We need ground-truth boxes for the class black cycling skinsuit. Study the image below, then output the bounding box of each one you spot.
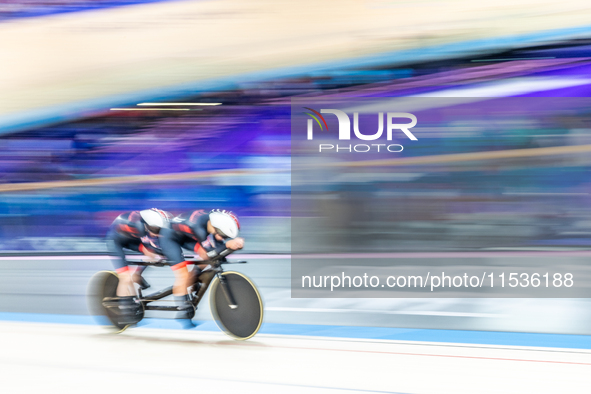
[159,209,227,271]
[105,210,162,325]
[106,211,162,273]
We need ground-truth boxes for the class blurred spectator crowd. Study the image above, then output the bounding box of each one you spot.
[3,41,591,252]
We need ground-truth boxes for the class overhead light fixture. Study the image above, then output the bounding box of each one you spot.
[110,108,190,111]
[137,102,222,106]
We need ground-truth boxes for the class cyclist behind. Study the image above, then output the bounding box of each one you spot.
[159,209,245,325]
[106,208,171,324]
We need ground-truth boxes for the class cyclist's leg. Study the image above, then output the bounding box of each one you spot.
[159,229,195,323]
[106,231,135,297]
[132,265,150,290]
[181,239,206,282]
[159,228,191,295]
[106,232,144,325]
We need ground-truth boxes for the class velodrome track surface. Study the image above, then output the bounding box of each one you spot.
[1,321,591,393]
[3,253,591,337]
[2,254,591,393]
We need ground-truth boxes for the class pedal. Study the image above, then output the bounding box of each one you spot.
[102,297,139,312]
[102,297,120,308]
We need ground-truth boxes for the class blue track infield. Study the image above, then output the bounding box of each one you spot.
[2,311,591,349]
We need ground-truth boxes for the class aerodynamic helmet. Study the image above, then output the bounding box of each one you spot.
[209,209,240,239]
[140,208,170,234]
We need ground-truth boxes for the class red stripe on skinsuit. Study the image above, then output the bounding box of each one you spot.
[171,261,188,270]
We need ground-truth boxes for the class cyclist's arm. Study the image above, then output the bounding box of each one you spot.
[225,237,244,250]
[139,243,163,261]
[186,220,221,259]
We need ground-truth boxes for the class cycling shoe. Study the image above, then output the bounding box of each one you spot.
[103,296,143,326]
[175,295,196,328]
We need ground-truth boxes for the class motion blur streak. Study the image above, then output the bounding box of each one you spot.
[109,108,191,111]
[3,0,591,131]
[4,1,591,392]
[2,141,591,193]
[0,168,283,192]
[326,143,591,168]
[137,103,223,106]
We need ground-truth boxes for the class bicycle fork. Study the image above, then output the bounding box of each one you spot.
[218,274,238,309]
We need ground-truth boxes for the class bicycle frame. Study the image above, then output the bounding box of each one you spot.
[128,249,245,312]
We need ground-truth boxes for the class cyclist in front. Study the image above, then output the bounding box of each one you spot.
[159,209,245,326]
[106,208,171,325]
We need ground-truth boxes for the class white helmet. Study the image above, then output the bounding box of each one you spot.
[209,210,240,239]
[140,208,170,234]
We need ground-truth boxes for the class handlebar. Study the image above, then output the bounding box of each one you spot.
[127,248,243,267]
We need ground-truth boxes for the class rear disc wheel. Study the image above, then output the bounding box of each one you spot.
[87,271,142,332]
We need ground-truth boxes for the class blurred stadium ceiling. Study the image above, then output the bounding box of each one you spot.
[2,0,591,134]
